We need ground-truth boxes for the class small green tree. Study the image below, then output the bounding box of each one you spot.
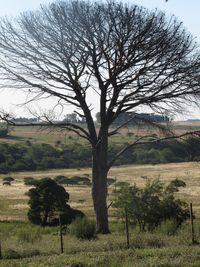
[27,177,85,226]
[27,178,69,226]
[114,179,190,231]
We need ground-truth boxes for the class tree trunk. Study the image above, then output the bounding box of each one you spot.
[92,133,109,234]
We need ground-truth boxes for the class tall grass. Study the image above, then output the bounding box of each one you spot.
[0,220,199,266]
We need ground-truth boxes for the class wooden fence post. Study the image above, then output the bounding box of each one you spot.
[0,240,2,259]
[189,203,195,244]
[59,214,64,253]
[125,208,130,248]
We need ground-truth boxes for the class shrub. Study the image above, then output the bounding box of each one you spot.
[114,179,190,231]
[54,175,71,186]
[69,218,96,240]
[70,176,91,186]
[24,177,39,186]
[3,176,14,182]
[51,206,85,226]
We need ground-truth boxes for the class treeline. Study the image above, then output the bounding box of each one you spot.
[0,142,91,173]
[0,137,199,173]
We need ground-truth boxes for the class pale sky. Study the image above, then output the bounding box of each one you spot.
[0,0,200,120]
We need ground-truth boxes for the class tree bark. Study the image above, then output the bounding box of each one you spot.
[92,132,109,234]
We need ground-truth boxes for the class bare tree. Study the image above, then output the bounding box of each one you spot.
[0,1,200,233]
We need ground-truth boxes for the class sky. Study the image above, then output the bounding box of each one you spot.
[0,0,200,120]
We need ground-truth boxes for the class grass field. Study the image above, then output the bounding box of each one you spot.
[0,161,200,221]
[2,121,200,146]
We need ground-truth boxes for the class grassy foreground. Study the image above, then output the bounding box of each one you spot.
[2,247,200,267]
[1,221,200,267]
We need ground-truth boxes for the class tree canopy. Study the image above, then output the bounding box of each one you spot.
[27,177,85,226]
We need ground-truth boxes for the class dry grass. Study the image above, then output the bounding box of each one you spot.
[1,121,200,146]
[0,161,200,221]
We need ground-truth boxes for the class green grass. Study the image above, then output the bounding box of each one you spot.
[0,221,200,266]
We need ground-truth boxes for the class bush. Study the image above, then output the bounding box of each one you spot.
[70,176,91,186]
[24,177,39,186]
[3,176,14,182]
[54,175,70,186]
[51,206,85,226]
[114,179,190,231]
[69,218,96,240]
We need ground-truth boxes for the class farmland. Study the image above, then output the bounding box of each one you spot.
[0,162,200,221]
[2,121,200,146]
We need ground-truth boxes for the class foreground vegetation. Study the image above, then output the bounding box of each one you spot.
[1,220,200,266]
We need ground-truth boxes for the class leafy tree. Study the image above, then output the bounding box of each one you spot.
[27,178,69,226]
[114,179,190,231]
[0,1,200,233]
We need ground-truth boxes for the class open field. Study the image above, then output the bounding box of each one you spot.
[0,161,200,221]
[1,121,200,146]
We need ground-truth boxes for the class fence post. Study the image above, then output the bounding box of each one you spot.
[189,203,195,244]
[0,240,2,259]
[125,208,130,248]
[59,214,64,253]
